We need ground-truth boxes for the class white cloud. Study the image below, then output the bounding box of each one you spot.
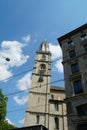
[49,43,63,73]
[49,43,62,60]
[16,72,32,90]
[55,59,63,73]
[22,35,31,43]
[1,41,29,67]
[0,65,12,82]
[14,72,32,105]
[13,95,28,105]
[19,118,24,125]
[0,40,29,82]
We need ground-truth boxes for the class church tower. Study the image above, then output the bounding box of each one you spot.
[24,41,51,128]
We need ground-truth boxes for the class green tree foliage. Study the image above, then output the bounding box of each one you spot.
[0,120,15,130]
[0,89,7,120]
[0,89,15,130]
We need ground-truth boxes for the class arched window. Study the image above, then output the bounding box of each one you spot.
[51,94,54,99]
[54,117,59,129]
[39,64,46,74]
[38,64,46,82]
[40,64,46,70]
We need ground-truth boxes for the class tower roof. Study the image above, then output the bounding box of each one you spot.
[39,40,50,52]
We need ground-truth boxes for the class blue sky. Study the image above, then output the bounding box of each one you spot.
[0,0,87,127]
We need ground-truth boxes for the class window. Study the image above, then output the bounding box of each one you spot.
[77,124,87,130]
[68,41,74,47]
[67,102,72,113]
[54,117,59,129]
[54,103,58,111]
[69,50,76,58]
[84,44,87,52]
[38,64,46,82]
[73,80,83,94]
[36,115,39,124]
[71,63,79,73]
[81,34,87,41]
[40,64,46,73]
[76,104,87,116]
[42,54,46,60]
[51,95,54,99]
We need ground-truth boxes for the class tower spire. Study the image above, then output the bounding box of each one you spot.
[39,40,50,52]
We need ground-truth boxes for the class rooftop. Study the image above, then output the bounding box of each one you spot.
[58,23,87,46]
[50,86,65,92]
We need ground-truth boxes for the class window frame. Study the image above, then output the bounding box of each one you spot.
[54,103,59,111]
[76,104,87,116]
[36,115,40,124]
[69,50,76,58]
[84,44,87,52]
[73,80,83,94]
[54,117,59,129]
[67,102,72,113]
[71,62,79,73]
[68,41,74,47]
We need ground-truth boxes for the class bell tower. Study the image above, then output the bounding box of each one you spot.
[24,41,51,128]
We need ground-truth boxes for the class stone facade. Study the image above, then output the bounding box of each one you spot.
[49,87,67,130]
[58,23,87,130]
[24,41,68,130]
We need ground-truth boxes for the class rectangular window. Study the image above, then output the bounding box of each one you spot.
[84,44,87,52]
[69,50,76,58]
[77,124,87,130]
[71,63,79,73]
[68,41,74,47]
[73,80,83,94]
[36,115,39,124]
[67,102,72,113]
[54,103,59,111]
[76,104,87,116]
[55,117,59,129]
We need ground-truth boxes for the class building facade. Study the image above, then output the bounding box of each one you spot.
[49,87,67,130]
[58,24,87,130]
[24,41,67,130]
